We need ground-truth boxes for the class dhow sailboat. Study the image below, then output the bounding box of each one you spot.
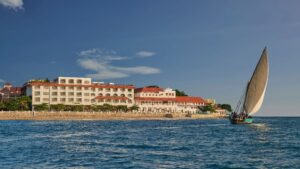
[229,47,269,124]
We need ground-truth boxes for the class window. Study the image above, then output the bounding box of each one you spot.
[77,92,82,96]
[68,98,74,102]
[106,93,110,96]
[52,92,58,96]
[98,93,103,96]
[98,88,103,91]
[91,93,95,96]
[76,79,82,84]
[68,92,74,96]
[68,79,74,84]
[84,99,89,102]
[43,98,49,102]
[84,93,89,96]
[60,79,66,84]
[105,88,111,92]
[52,98,57,102]
[52,86,58,90]
[113,88,118,92]
[60,92,66,96]
[128,94,132,97]
[35,97,40,102]
[77,87,82,90]
[44,86,49,90]
[60,86,66,90]
[84,87,89,90]
[60,98,66,102]
[84,80,89,84]
[34,91,40,96]
[69,86,74,90]
[113,94,118,97]
[34,86,40,89]
[76,98,82,102]
[128,89,132,92]
[43,92,49,95]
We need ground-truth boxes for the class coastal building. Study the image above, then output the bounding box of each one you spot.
[0,83,22,101]
[134,86,206,113]
[205,99,216,105]
[23,77,135,108]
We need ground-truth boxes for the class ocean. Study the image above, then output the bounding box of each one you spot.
[0,117,299,168]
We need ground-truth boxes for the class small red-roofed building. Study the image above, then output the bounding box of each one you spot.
[134,86,206,113]
[0,83,22,101]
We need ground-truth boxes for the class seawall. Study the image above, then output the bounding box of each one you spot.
[0,111,226,120]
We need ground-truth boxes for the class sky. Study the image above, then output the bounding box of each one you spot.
[0,0,299,116]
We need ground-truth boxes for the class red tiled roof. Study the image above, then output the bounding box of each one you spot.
[135,97,176,102]
[135,96,206,104]
[135,87,163,93]
[26,82,135,89]
[175,96,206,104]
[0,87,21,94]
[94,96,130,100]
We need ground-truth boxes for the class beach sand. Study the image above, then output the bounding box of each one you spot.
[0,111,226,120]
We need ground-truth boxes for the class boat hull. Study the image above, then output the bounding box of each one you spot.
[230,117,253,124]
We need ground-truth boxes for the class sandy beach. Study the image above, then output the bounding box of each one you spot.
[0,111,226,120]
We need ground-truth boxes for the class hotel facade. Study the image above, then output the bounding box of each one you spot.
[24,77,135,108]
[134,86,206,113]
[23,76,207,113]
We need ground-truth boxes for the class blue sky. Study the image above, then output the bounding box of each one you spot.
[1,0,299,116]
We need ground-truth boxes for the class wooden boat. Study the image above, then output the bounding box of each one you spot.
[229,47,269,124]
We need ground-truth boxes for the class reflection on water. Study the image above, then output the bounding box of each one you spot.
[0,118,299,168]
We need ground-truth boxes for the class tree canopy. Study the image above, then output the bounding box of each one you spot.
[218,104,232,112]
[175,89,188,96]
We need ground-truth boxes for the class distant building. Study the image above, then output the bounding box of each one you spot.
[134,86,206,113]
[0,83,22,101]
[23,77,135,108]
[205,99,216,105]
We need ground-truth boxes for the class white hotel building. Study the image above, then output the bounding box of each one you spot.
[24,76,207,113]
[134,86,206,113]
[24,77,135,107]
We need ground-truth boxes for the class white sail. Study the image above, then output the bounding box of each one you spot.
[244,47,269,115]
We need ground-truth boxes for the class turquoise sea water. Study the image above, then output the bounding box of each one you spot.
[0,117,299,168]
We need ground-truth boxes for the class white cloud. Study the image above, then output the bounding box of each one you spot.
[136,51,156,58]
[0,0,23,10]
[114,66,160,74]
[77,48,160,80]
[0,79,5,83]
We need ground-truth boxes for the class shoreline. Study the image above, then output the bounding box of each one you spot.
[0,111,227,121]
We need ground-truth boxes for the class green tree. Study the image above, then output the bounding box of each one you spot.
[129,105,139,111]
[50,104,65,111]
[34,103,49,111]
[4,99,19,111]
[175,89,188,96]
[18,96,32,111]
[0,102,5,110]
[116,105,128,112]
[200,104,216,113]
[218,104,232,112]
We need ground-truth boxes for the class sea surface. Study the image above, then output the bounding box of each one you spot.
[0,117,299,169]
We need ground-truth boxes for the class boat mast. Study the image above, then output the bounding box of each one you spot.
[234,83,248,114]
